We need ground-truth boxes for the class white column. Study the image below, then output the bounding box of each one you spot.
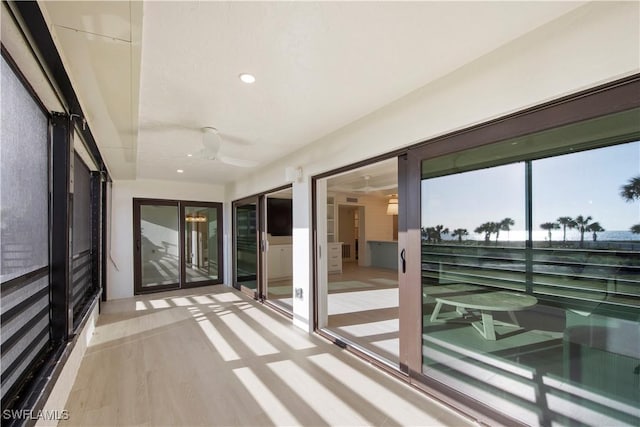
[291,175,314,332]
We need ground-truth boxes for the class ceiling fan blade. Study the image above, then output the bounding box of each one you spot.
[217,155,258,168]
[196,148,217,160]
[369,183,397,191]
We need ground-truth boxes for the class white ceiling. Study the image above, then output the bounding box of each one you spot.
[327,158,397,197]
[40,1,585,187]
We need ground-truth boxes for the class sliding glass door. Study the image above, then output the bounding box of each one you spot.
[183,204,222,285]
[307,77,639,425]
[409,105,640,424]
[233,187,294,313]
[314,158,401,368]
[136,202,181,292]
[264,188,294,313]
[134,199,223,294]
[233,197,259,295]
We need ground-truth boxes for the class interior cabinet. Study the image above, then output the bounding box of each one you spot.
[327,242,343,273]
[268,244,292,279]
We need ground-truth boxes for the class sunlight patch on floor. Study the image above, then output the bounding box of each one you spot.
[218,311,279,356]
[233,367,301,426]
[210,292,243,302]
[191,306,240,361]
[308,352,450,426]
[267,359,367,426]
[328,288,398,315]
[239,305,316,350]
[334,318,398,338]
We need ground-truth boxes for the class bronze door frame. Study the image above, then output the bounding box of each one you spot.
[231,184,293,308]
[133,198,224,295]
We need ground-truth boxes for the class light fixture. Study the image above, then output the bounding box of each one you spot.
[177,169,184,173]
[239,73,256,84]
[185,215,206,223]
[285,166,303,183]
[386,196,398,216]
[187,153,193,157]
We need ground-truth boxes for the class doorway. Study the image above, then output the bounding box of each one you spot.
[338,205,357,263]
[133,199,223,294]
[264,188,294,313]
[315,157,400,367]
[233,197,259,295]
[232,186,293,315]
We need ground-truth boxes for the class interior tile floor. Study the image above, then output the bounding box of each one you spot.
[61,285,475,427]
[327,262,400,365]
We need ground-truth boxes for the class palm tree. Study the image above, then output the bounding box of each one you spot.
[540,222,560,247]
[586,222,605,242]
[620,176,640,201]
[498,217,515,242]
[434,225,449,242]
[574,215,593,247]
[620,176,640,239]
[425,227,437,243]
[474,222,494,243]
[451,228,468,242]
[557,216,576,243]
[424,225,448,243]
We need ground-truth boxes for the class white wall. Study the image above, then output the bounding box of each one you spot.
[225,1,640,330]
[333,194,393,242]
[107,179,225,299]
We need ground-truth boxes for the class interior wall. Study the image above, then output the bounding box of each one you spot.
[224,1,640,331]
[335,194,393,241]
[107,179,225,300]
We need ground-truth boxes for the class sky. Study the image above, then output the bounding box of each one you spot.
[421,140,640,239]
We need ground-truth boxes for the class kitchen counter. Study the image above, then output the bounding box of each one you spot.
[367,240,397,270]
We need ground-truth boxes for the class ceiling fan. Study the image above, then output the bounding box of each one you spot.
[196,127,258,168]
[332,175,397,194]
[137,120,258,167]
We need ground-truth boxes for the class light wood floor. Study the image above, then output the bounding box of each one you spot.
[61,285,474,427]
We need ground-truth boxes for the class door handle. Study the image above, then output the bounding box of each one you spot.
[400,249,406,273]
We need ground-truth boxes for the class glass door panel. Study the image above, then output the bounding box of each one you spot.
[264,188,293,313]
[315,158,400,368]
[139,204,180,290]
[184,205,222,285]
[235,200,258,292]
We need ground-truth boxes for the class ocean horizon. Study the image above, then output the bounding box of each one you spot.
[437,229,640,242]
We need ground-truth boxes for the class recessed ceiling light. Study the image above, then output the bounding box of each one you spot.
[239,73,256,84]
[187,153,193,157]
[177,169,184,173]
